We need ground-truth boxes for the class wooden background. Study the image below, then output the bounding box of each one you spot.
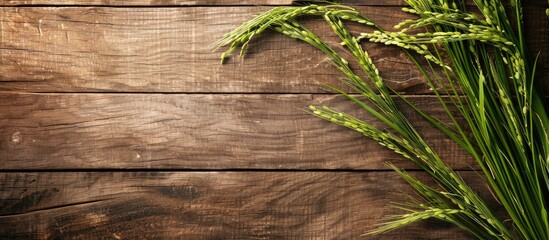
[0,0,546,239]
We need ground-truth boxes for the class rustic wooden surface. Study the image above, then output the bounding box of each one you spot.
[0,6,545,93]
[0,0,546,239]
[0,93,473,170]
[0,172,494,239]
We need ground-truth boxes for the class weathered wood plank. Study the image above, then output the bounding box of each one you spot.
[0,6,545,93]
[0,93,473,170]
[0,171,493,239]
[0,6,423,93]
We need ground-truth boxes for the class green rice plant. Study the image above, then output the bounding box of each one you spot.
[216,1,548,239]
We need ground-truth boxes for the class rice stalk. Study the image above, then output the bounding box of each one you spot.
[216,1,549,239]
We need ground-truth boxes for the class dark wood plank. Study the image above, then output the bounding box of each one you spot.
[0,171,493,239]
[0,93,474,170]
[0,6,545,93]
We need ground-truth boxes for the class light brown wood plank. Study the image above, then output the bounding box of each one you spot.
[0,6,425,93]
[0,171,493,239]
[0,6,545,93]
[0,93,474,170]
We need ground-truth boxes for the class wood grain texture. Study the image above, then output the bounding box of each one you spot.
[0,171,494,239]
[0,3,544,239]
[0,6,426,93]
[0,93,474,170]
[0,6,545,93]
